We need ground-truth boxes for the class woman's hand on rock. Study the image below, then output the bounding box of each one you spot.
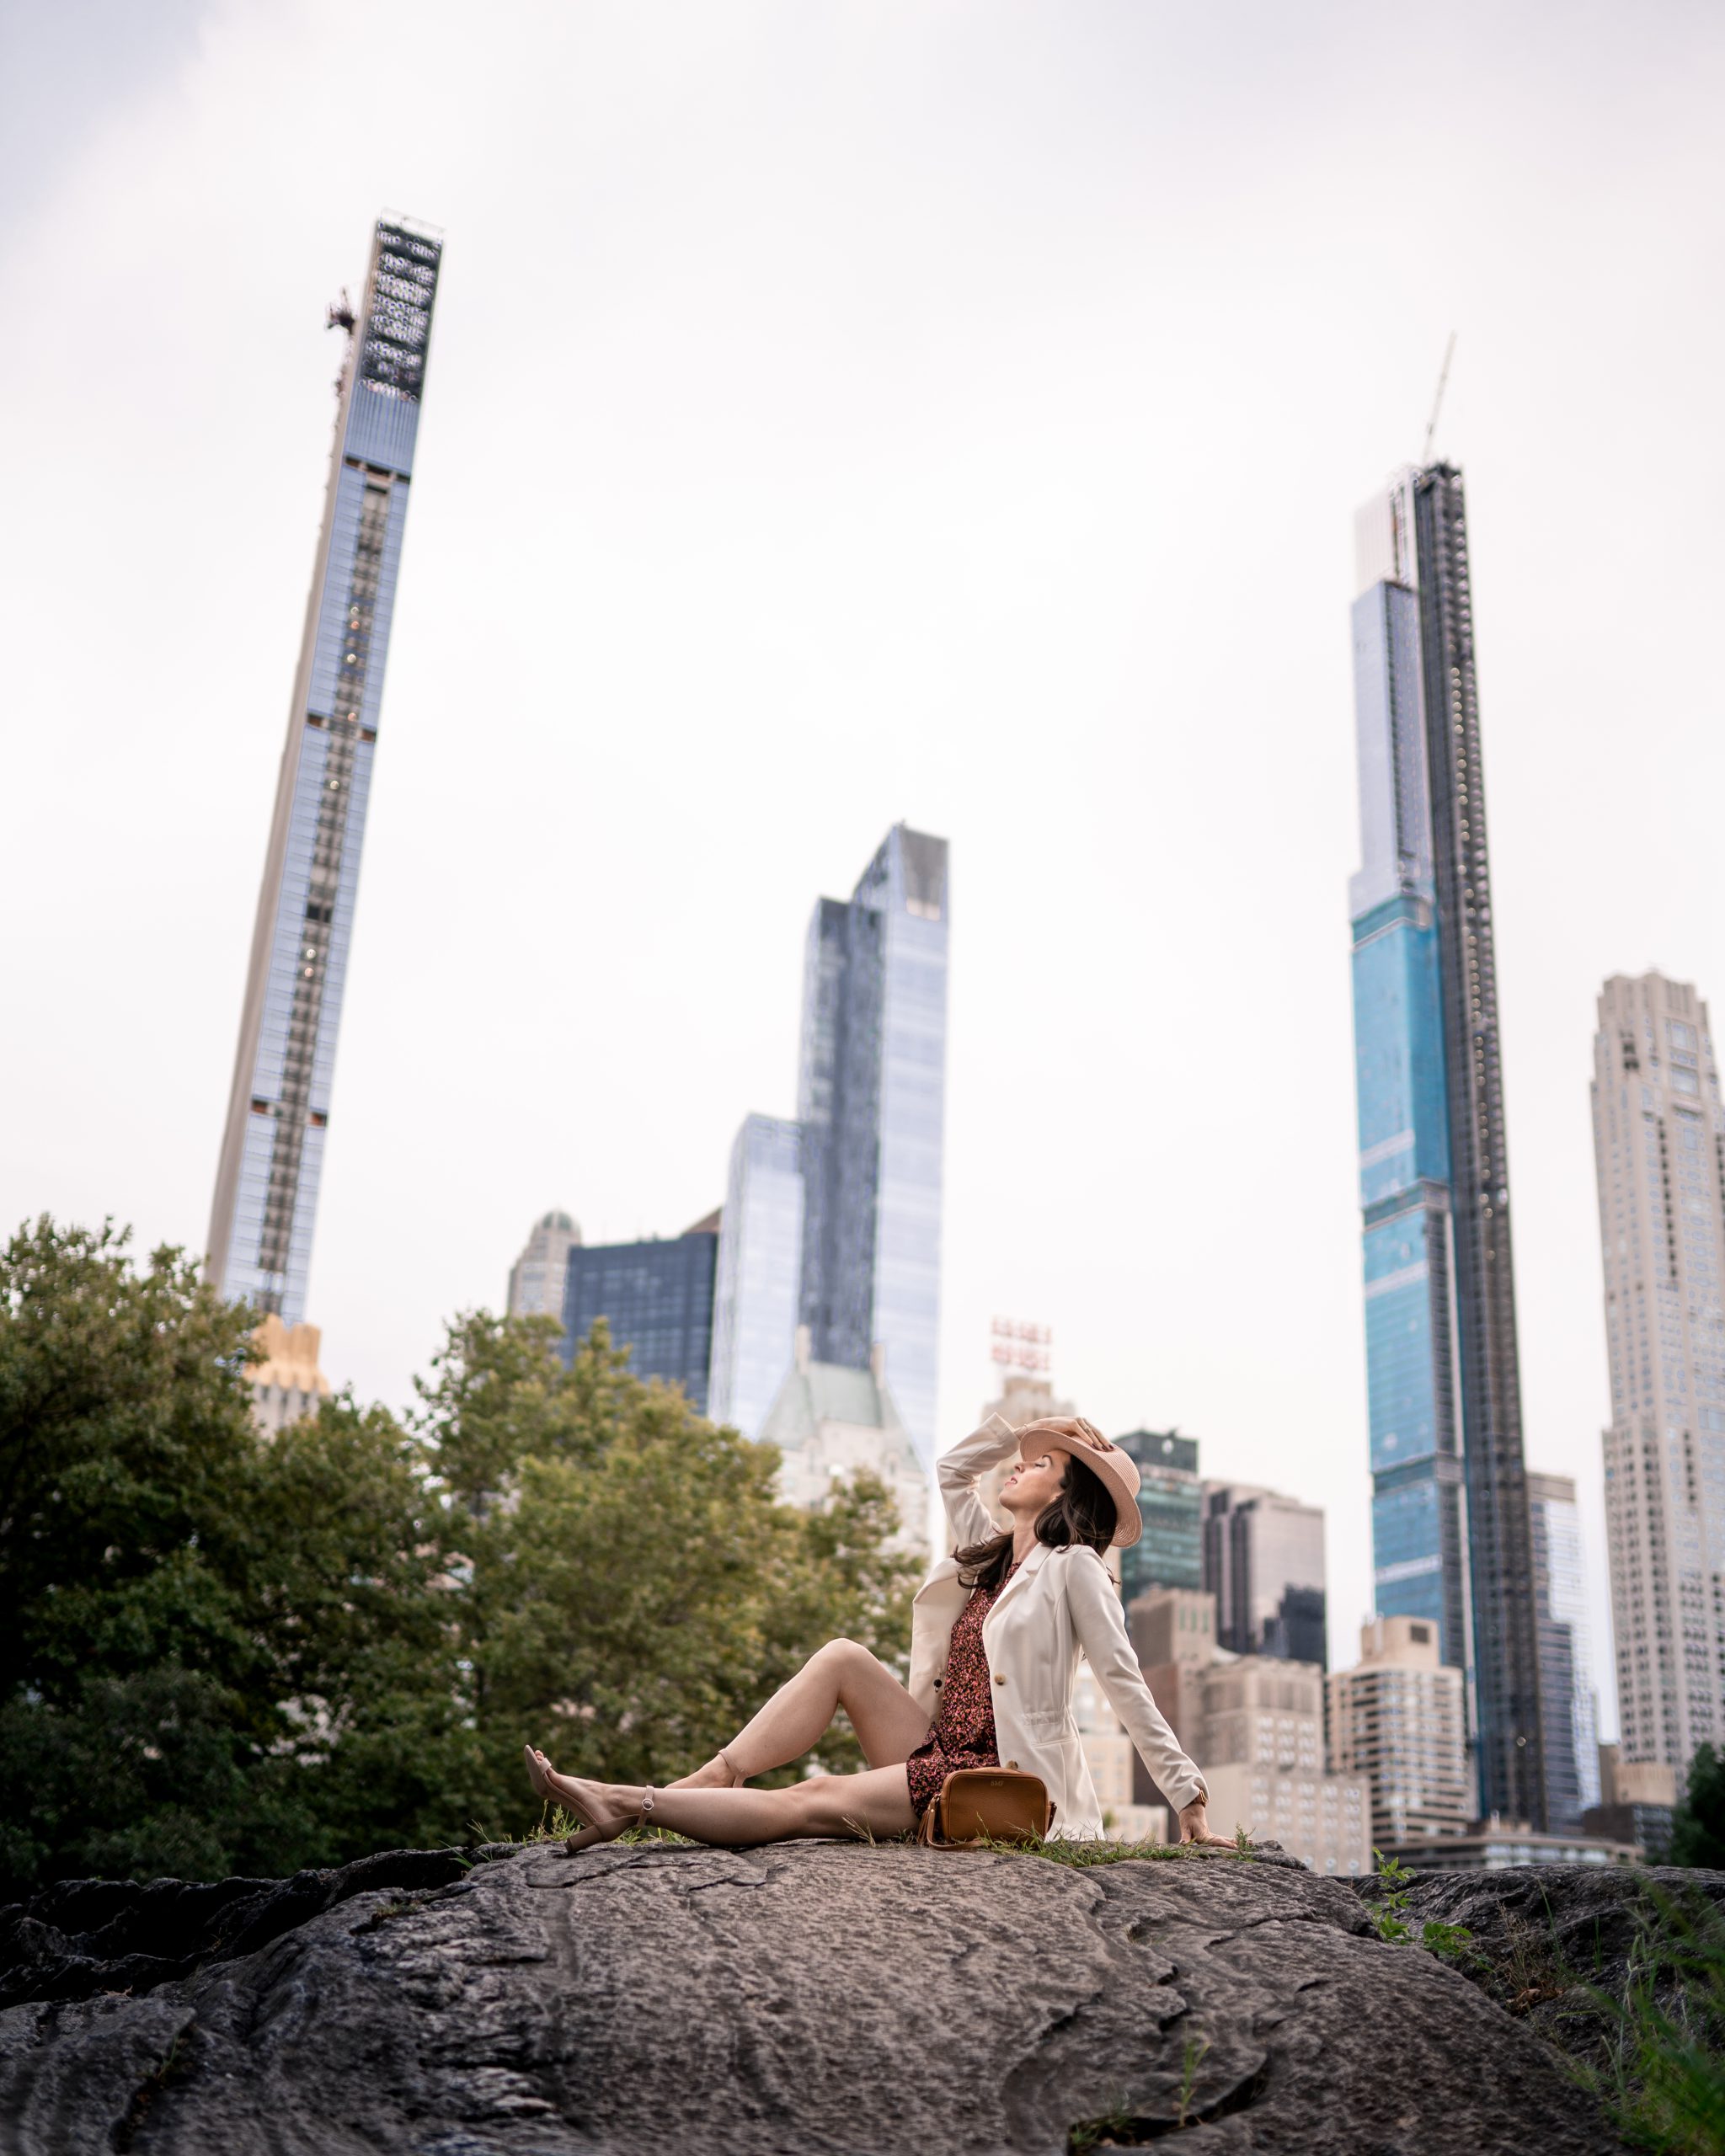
[1177,1799,1237,1849]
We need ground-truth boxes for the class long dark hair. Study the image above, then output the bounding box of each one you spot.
[954,1452,1115,1592]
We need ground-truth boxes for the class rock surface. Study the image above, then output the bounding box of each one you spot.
[0,1845,478,2013]
[0,1839,1632,2154]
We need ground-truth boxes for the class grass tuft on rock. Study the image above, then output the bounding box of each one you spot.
[925,1831,1233,1867]
[1568,1883,1725,2154]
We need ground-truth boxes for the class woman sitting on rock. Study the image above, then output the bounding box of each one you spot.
[524,1413,1230,1850]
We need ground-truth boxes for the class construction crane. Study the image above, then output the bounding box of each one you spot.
[1422,332,1457,463]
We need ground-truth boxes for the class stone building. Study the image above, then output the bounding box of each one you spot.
[248,1315,331,1434]
[508,1209,581,1321]
[761,1328,929,1551]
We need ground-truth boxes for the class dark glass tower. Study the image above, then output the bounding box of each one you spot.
[1114,1430,1203,1605]
[562,1222,720,1414]
[208,216,441,1323]
[1348,463,1547,1827]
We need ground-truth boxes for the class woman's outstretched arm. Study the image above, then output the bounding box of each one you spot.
[1064,1548,1231,1843]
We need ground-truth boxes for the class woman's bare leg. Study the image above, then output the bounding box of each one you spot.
[534,1753,918,1848]
[670,1639,931,1789]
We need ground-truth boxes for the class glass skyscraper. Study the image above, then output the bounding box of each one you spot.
[1348,462,1547,1828]
[708,825,949,1460]
[709,1116,805,1439]
[1114,1430,1203,1606]
[563,1220,720,1415]
[1527,1470,1601,1833]
[208,216,441,1324]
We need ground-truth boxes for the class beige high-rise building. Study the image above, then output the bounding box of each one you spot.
[1191,1655,1371,1876]
[508,1209,582,1322]
[248,1315,331,1435]
[1327,1615,1470,1848]
[1592,973,1725,1785]
[1128,1585,1218,1765]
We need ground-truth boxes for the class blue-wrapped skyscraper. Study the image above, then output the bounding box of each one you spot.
[1348,463,1547,1828]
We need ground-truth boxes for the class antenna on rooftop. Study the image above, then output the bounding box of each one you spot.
[1421,332,1457,463]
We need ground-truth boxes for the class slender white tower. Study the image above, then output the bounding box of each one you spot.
[208,215,441,1321]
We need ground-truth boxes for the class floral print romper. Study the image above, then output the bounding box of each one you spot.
[905,1561,1018,1819]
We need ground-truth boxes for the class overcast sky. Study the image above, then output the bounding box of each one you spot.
[4,0,1722,1729]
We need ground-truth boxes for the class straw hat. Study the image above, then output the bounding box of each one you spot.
[1015,1416,1143,1549]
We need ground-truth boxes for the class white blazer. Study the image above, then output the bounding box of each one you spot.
[908,1415,1209,1836]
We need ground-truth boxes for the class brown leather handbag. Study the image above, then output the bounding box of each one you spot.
[916,1768,1055,1847]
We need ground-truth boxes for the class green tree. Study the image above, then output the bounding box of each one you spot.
[416,1311,921,1834]
[0,1219,462,1890]
[0,1223,921,1889]
[1670,1742,1725,1869]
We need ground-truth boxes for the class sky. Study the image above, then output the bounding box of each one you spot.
[4,0,1723,1735]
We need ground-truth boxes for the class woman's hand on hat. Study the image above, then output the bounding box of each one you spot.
[1016,1415,1111,1454]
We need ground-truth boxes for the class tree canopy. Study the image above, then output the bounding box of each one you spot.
[0,1218,919,1894]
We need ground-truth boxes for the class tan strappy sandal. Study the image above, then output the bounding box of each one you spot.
[563,1783,655,1854]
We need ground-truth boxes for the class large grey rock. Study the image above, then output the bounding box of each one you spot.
[0,1845,481,2011]
[0,1841,1624,2153]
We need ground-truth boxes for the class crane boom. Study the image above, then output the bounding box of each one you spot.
[1422,332,1457,462]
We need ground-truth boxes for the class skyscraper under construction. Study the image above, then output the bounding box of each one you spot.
[1347,462,1547,1828]
[208,215,441,1324]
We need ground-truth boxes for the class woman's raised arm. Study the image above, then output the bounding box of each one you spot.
[935,1414,1020,1553]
